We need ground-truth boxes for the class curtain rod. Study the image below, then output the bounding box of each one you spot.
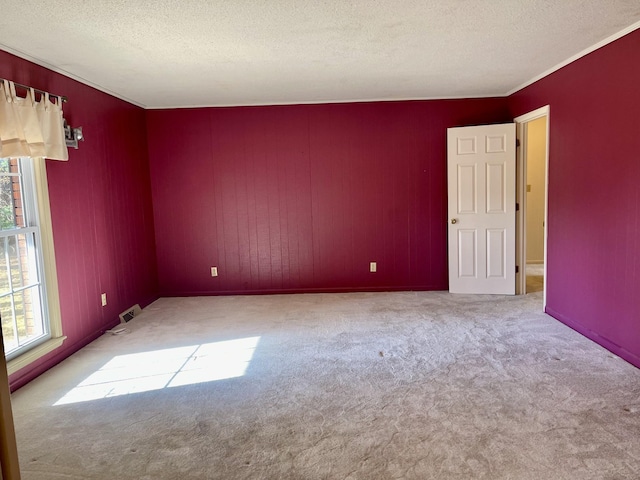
[0,78,67,103]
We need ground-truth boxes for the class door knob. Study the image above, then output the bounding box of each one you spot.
[451,219,458,224]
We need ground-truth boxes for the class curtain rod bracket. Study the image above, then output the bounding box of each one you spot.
[64,120,83,149]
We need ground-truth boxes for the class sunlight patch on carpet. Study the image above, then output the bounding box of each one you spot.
[53,337,260,405]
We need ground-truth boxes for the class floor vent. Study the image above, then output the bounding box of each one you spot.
[119,304,142,324]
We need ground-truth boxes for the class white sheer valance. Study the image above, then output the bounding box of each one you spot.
[0,80,68,161]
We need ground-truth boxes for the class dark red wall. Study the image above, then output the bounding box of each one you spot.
[147,99,510,295]
[0,50,159,389]
[509,29,640,368]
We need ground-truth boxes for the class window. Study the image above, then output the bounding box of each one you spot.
[1,157,48,359]
[0,157,65,373]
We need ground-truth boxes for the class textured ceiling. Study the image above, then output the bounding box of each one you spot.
[1,1,639,108]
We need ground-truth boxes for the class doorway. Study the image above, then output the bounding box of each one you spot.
[515,106,549,306]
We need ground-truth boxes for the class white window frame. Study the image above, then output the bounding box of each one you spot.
[5,158,65,375]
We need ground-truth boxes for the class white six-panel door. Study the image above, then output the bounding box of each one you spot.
[447,124,516,294]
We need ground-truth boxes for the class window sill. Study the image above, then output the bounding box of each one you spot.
[7,336,67,376]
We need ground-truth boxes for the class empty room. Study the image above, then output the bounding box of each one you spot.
[1,1,639,479]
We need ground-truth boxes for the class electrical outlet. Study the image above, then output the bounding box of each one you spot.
[211,266,218,277]
[370,262,377,273]
[101,293,107,307]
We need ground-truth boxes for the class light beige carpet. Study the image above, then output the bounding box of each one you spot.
[526,264,544,294]
[10,291,640,479]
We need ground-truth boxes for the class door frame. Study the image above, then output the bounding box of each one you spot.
[514,105,550,308]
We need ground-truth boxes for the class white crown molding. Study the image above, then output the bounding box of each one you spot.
[0,42,146,108]
[507,20,640,96]
[144,93,507,110]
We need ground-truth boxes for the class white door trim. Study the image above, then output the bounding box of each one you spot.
[514,105,550,309]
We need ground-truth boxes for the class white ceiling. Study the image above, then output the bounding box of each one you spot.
[1,1,639,109]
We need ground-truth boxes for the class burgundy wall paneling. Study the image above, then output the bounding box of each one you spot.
[147,99,511,296]
[509,28,640,368]
[0,50,159,390]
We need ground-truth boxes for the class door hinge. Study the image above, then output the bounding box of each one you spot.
[516,265,519,273]
[516,138,521,147]
[516,203,519,211]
